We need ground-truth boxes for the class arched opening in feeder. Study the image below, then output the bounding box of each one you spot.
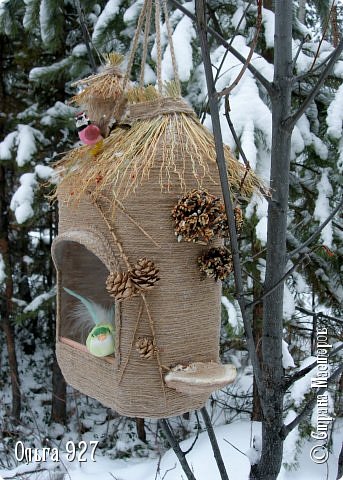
[52,230,117,364]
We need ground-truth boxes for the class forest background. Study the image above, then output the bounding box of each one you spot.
[0,0,342,479]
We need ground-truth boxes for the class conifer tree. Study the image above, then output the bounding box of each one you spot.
[0,1,342,478]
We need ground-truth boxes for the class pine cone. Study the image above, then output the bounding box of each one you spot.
[171,189,227,243]
[135,337,154,359]
[106,271,138,301]
[218,206,244,237]
[198,247,233,281]
[234,207,243,234]
[130,258,160,291]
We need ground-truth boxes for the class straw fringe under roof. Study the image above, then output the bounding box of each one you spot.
[55,99,265,207]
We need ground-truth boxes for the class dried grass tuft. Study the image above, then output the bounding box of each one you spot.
[102,52,124,66]
[70,73,124,106]
[126,85,160,104]
[70,53,125,107]
[69,56,127,136]
[164,80,181,98]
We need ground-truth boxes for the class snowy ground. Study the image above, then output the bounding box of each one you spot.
[1,418,342,479]
[1,336,342,480]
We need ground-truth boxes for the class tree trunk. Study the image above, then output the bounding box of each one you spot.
[51,353,67,424]
[2,316,21,422]
[0,166,21,422]
[263,0,274,10]
[297,0,306,24]
[135,418,147,443]
[252,303,263,421]
[252,234,263,421]
[252,2,293,479]
[337,440,343,480]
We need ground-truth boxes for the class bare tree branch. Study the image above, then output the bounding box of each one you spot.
[162,464,177,480]
[248,192,343,303]
[200,0,253,123]
[183,411,201,455]
[280,364,343,439]
[295,47,337,81]
[292,35,311,70]
[3,469,49,479]
[284,38,343,129]
[159,419,196,480]
[246,251,311,309]
[194,0,265,412]
[168,0,274,96]
[287,193,343,259]
[217,0,263,98]
[309,0,337,72]
[224,97,250,169]
[295,306,343,324]
[200,407,229,480]
[223,438,248,458]
[75,0,97,73]
[283,344,343,390]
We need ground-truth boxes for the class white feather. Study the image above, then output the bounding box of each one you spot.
[63,288,115,343]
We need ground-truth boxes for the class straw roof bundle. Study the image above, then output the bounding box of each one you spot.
[70,53,127,137]
[56,88,264,207]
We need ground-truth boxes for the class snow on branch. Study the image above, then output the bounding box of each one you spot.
[168,0,273,95]
[23,287,56,313]
[282,339,295,369]
[41,101,75,126]
[261,7,274,49]
[221,296,242,332]
[0,125,48,166]
[0,131,17,160]
[10,165,56,224]
[324,86,343,201]
[92,0,123,46]
[16,125,46,167]
[285,38,343,129]
[39,0,64,50]
[287,194,343,260]
[314,169,333,248]
[10,173,37,224]
[29,57,72,83]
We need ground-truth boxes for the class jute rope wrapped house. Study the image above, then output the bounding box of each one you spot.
[51,1,264,418]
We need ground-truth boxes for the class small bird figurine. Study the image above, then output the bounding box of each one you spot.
[86,324,115,357]
[75,112,103,145]
[63,287,115,357]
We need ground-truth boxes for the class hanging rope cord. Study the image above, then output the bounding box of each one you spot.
[161,0,180,88]
[155,0,163,93]
[140,0,153,86]
[123,0,180,94]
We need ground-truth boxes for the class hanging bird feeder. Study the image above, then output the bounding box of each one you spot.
[51,0,264,418]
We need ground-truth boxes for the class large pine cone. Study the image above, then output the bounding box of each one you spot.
[106,271,138,301]
[130,258,160,291]
[135,336,154,359]
[172,189,227,243]
[198,247,234,281]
